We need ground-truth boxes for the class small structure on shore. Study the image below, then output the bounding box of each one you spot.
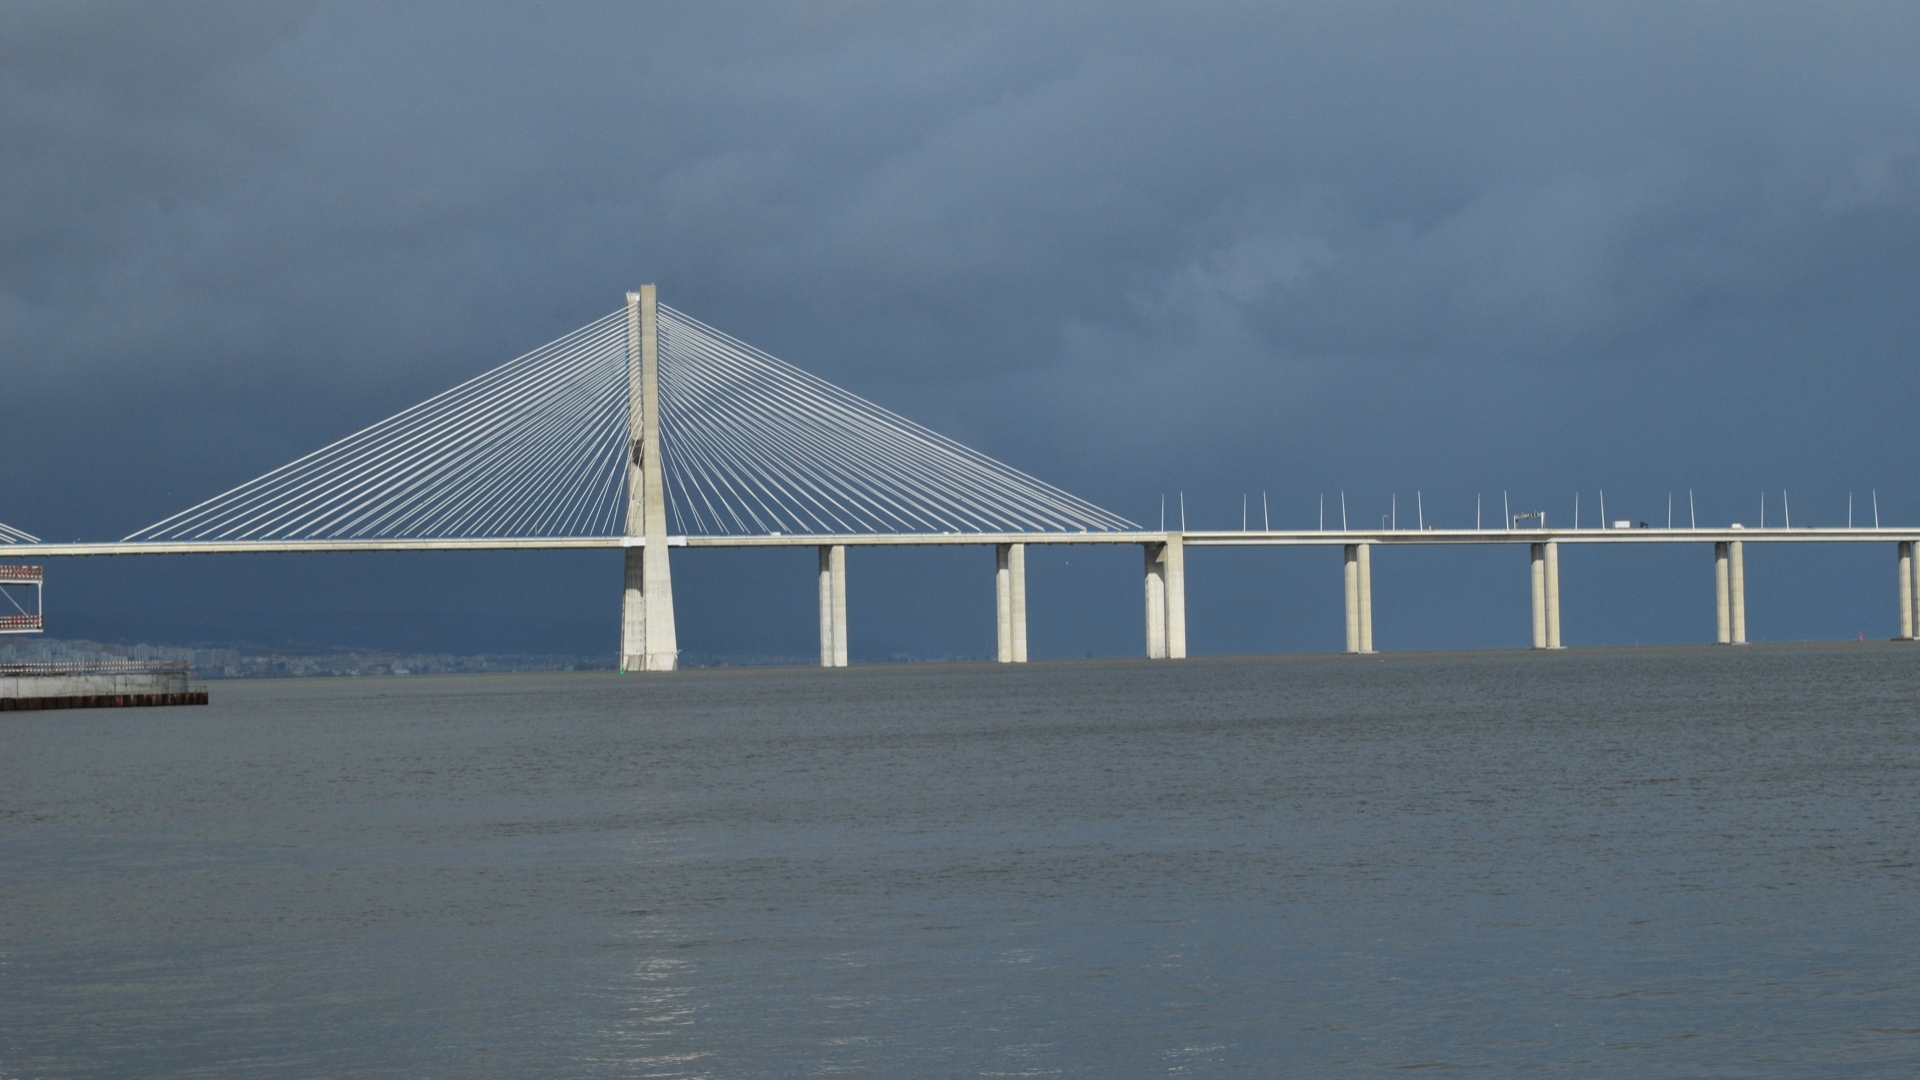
[1,559,205,709]
[0,564,42,634]
[2,659,207,711]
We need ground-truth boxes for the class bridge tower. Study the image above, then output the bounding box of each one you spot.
[620,285,678,672]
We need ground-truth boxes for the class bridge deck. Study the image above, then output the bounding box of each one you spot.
[1,527,1912,557]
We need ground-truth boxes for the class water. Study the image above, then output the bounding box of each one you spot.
[4,643,1918,1077]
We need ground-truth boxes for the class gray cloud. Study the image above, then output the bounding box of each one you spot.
[5,2,1920,653]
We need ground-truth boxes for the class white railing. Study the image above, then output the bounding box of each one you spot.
[1,657,187,676]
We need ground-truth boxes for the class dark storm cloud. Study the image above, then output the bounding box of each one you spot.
[6,2,1920,654]
[6,6,1914,390]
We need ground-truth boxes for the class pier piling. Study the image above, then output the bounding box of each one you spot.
[1714,542,1732,644]
[1144,543,1167,659]
[818,545,848,667]
[1900,541,1914,640]
[995,543,1028,662]
[1545,540,1563,649]
[1530,544,1547,648]
[1142,536,1187,659]
[1730,540,1746,644]
[1356,542,1373,653]
[1343,545,1360,653]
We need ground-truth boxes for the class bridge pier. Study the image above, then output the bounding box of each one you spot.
[1714,542,1731,644]
[1359,543,1373,652]
[621,548,646,669]
[1166,534,1186,658]
[1730,539,1746,644]
[620,285,677,672]
[995,543,1028,662]
[1529,545,1543,648]
[1529,543,1562,648]
[819,545,847,667]
[1343,544,1374,653]
[1143,535,1187,659]
[819,547,834,666]
[1546,541,1562,648]
[1144,544,1167,658]
[1900,541,1914,640]
[1343,546,1359,652]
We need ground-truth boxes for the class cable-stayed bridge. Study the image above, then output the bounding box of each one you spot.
[2,288,1164,667]
[9,286,1920,662]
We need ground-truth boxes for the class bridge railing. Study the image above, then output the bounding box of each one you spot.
[1,658,187,676]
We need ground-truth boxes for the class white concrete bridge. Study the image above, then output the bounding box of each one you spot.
[6,286,1920,663]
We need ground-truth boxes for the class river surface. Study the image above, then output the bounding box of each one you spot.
[4,643,1919,1077]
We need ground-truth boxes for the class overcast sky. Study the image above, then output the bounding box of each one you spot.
[7,2,1920,660]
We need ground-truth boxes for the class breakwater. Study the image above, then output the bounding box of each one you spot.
[1,659,206,710]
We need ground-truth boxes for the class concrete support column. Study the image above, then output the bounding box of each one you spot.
[996,545,1013,662]
[620,285,677,672]
[620,546,646,669]
[817,545,847,667]
[1165,532,1187,659]
[1896,541,1912,641]
[1714,542,1731,645]
[1896,538,1912,638]
[1144,543,1167,659]
[1730,540,1746,644]
[641,543,678,673]
[1899,541,1914,641]
[819,546,836,667]
[1356,542,1373,653]
[1009,542,1028,663]
[1545,540,1563,649]
[1529,543,1547,649]
[1343,545,1361,653]
[830,544,848,667]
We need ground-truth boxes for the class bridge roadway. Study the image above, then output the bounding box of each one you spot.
[9,526,1920,664]
[5,525,1908,557]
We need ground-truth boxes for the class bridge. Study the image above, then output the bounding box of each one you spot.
[6,286,1920,663]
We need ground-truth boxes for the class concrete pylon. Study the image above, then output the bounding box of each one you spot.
[1900,541,1914,641]
[1164,532,1187,659]
[996,544,1013,662]
[1544,540,1563,649]
[1143,537,1187,660]
[819,544,847,667]
[818,547,836,666]
[621,549,646,668]
[1343,545,1361,653]
[1896,541,1912,634]
[1729,539,1746,644]
[1010,543,1027,662]
[1529,543,1547,648]
[995,543,1027,663]
[814,544,848,667]
[1911,543,1920,642]
[1356,542,1373,653]
[620,285,677,672]
[1144,542,1168,659]
[1714,542,1731,645]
